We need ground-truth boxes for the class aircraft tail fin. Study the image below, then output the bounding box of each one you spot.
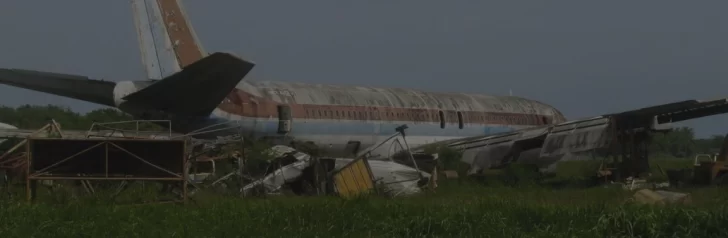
[131,0,207,80]
[122,52,254,116]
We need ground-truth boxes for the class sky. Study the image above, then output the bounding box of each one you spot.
[0,1,727,138]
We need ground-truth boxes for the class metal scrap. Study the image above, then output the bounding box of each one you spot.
[240,125,433,198]
[333,158,430,197]
[241,146,312,196]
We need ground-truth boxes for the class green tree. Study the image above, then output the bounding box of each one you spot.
[0,104,147,131]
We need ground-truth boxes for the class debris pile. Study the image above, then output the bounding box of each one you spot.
[232,126,435,198]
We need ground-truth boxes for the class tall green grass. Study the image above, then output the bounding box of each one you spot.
[1,158,725,237]
[1,181,727,237]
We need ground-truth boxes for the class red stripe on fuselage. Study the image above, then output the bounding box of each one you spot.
[217,88,553,126]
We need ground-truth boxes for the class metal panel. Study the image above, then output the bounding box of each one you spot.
[333,157,375,199]
[539,117,610,158]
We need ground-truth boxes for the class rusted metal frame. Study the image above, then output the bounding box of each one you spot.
[87,120,172,138]
[182,139,189,204]
[50,120,64,138]
[29,137,179,142]
[173,125,242,139]
[0,124,51,160]
[0,153,25,168]
[184,120,241,135]
[77,173,96,195]
[24,138,187,203]
[108,142,181,178]
[27,140,105,193]
[91,120,172,126]
[29,141,105,176]
[27,177,182,181]
[25,138,31,201]
[105,142,109,177]
[86,128,124,139]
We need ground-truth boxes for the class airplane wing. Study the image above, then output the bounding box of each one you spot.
[409,98,728,174]
[0,69,117,107]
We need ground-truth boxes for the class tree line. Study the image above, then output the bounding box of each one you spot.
[0,104,724,158]
[0,104,162,131]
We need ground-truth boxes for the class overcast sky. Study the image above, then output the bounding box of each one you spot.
[0,1,727,137]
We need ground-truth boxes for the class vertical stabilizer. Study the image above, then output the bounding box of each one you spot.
[131,0,207,80]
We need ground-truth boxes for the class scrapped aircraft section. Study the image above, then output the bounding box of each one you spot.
[412,98,728,180]
[237,125,433,198]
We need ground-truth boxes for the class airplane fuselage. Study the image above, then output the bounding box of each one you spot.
[114,79,567,155]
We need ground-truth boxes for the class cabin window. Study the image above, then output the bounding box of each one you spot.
[541,116,549,125]
[457,111,464,129]
[438,111,445,129]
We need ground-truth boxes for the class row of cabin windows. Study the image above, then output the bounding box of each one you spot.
[302,108,549,128]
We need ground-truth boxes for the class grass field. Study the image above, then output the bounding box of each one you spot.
[1,158,727,237]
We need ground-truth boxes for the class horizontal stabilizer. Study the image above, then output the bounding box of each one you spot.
[0,69,116,106]
[122,52,255,116]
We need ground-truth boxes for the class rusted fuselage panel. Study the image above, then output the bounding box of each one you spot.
[218,80,566,126]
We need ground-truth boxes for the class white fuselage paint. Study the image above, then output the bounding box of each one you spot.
[207,108,534,154]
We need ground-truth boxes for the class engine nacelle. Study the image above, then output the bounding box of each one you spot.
[112,81,140,106]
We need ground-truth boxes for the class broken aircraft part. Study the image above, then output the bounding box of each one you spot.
[411,98,728,179]
[242,125,432,197]
[241,146,313,196]
[334,158,431,197]
[332,156,376,198]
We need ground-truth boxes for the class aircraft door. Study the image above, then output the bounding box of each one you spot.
[277,104,292,134]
